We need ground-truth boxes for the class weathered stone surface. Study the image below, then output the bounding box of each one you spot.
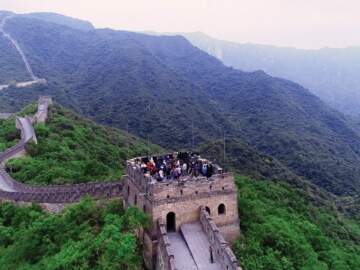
[181,222,222,270]
[168,232,197,270]
[125,154,241,269]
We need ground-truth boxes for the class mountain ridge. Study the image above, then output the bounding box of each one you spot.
[1,13,360,198]
[181,32,360,116]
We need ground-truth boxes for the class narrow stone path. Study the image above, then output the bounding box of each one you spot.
[168,232,198,270]
[0,98,123,205]
[17,117,37,143]
[181,222,222,270]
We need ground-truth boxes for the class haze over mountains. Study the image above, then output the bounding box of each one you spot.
[2,10,360,200]
[182,32,360,117]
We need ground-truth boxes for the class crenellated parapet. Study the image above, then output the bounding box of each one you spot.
[0,181,122,203]
[0,117,36,165]
[125,152,241,269]
[200,207,242,270]
[0,98,243,269]
[156,219,177,270]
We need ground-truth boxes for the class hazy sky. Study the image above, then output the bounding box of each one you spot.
[2,0,360,49]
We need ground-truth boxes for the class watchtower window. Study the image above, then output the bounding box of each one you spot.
[127,185,130,196]
[134,194,137,205]
[195,191,198,195]
[205,206,211,215]
[218,203,226,215]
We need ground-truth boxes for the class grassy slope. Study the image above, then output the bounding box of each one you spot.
[6,104,162,185]
[235,176,360,270]
[0,198,148,270]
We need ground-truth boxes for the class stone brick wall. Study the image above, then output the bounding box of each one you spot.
[125,154,241,269]
[34,96,52,123]
[200,207,242,270]
[0,140,26,165]
[156,219,176,270]
[0,96,124,204]
[150,173,240,241]
[0,180,123,203]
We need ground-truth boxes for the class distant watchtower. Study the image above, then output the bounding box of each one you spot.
[124,152,241,270]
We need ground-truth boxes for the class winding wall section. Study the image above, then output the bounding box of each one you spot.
[0,97,123,203]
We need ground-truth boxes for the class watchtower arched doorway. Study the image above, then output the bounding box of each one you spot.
[166,212,176,232]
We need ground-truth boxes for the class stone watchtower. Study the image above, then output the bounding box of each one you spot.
[124,152,242,270]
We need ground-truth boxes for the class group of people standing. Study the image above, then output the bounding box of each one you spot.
[137,152,214,181]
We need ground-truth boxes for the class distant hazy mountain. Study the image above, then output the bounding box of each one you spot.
[182,32,360,117]
[23,12,94,31]
[3,12,360,197]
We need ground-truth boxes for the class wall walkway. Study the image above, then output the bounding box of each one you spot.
[0,97,123,204]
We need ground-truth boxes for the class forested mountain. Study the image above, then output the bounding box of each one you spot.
[1,103,161,185]
[1,99,360,269]
[2,12,360,199]
[182,32,360,117]
[0,11,30,84]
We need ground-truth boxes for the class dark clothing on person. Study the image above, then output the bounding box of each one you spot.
[209,246,214,263]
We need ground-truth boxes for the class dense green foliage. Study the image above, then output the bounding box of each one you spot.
[1,14,360,197]
[0,198,148,270]
[0,35,30,84]
[6,104,162,185]
[0,116,20,152]
[235,176,360,270]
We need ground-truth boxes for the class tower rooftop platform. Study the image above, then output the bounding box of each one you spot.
[126,152,224,186]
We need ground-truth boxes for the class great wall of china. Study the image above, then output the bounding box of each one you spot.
[125,155,242,270]
[0,97,122,206]
[0,96,243,269]
[0,11,244,270]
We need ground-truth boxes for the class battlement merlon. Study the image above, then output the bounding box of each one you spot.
[124,152,241,269]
